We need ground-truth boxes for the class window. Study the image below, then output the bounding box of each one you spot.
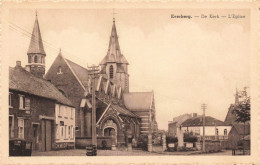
[71,126,74,139]
[60,121,64,137]
[57,66,63,74]
[19,95,25,110]
[109,65,114,79]
[68,126,71,138]
[224,129,227,136]
[25,98,30,110]
[61,127,63,137]
[18,119,24,139]
[71,109,73,119]
[56,124,59,139]
[216,128,219,135]
[9,116,14,138]
[75,126,79,131]
[34,56,38,63]
[9,93,13,108]
[65,125,67,138]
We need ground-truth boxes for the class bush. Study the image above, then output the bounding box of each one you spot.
[184,136,198,143]
[166,136,178,143]
[137,135,148,151]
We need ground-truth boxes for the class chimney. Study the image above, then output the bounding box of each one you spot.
[192,113,197,118]
[16,61,21,67]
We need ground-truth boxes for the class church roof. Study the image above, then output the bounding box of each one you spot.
[27,14,46,55]
[100,19,128,65]
[123,92,154,111]
[182,116,228,127]
[9,66,73,107]
[65,58,89,88]
[111,104,138,117]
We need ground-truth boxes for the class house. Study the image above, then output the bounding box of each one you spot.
[9,13,75,152]
[228,124,250,149]
[181,116,231,140]
[9,62,75,151]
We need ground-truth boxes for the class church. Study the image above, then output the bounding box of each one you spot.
[45,17,158,147]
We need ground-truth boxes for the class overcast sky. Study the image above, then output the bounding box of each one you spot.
[8,9,250,130]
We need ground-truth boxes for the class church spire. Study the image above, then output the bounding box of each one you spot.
[100,17,128,65]
[26,12,46,78]
[27,12,46,55]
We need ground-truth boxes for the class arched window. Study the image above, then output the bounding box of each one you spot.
[224,129,227,136]
[109,65,114,79]
[216,128,219,135]
[34,56,38,63]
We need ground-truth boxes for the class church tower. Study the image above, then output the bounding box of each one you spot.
[100,18,129,92]
[26,12,46,78]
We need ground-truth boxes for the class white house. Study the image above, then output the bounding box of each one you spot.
[55,103,76,149]
[181,116,232,141]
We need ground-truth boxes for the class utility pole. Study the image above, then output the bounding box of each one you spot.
[88,64,99,147]
[201,103,207,153]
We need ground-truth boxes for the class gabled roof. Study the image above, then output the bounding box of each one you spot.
[182,116,228,127]
[123,92,154,111]
[100,19,128,65]
[9,66,73,107]
[65,58,89,88]
[27,14,46,55]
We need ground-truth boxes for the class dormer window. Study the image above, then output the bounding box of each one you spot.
[57,66,63,74]
[109,65,114,79]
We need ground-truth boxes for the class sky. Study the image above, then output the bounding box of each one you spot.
[7,9,250,130]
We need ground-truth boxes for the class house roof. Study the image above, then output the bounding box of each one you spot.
[182,116,228,127]
[9,66,73,107]
[27,14,46,55]
[232,124,250,135]
[64,58,89,88]
[123,92,154,111]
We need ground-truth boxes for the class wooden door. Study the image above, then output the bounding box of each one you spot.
[32,124,39,151]
[45,120,52,151]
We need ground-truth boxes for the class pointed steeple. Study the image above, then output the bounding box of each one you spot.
[26,12,46,78]
[100,18,128,65]
[27,12,46,55]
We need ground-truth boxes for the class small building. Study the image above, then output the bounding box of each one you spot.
[228,124,250,149]
[181,116,232,149]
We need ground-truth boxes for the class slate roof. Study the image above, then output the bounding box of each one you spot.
[9,66,73,107]
[65,58,89,88]
[123,92,153,111]
[181,116,228,127]
[27,15,46,55]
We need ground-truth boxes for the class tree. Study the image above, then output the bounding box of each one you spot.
[232,88,250,154]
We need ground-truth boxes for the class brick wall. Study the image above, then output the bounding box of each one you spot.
[45,55,85,137]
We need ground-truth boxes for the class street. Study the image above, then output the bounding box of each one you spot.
[32,146,233,156]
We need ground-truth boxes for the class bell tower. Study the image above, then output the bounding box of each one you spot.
[100,18,129,92]
[26,12,46,78]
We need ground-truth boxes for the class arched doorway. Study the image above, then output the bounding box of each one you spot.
[103,120,117,145]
